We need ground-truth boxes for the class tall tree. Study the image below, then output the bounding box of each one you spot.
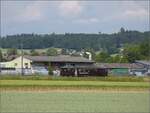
[0,49,3,61]
[139,40,150,57]
[120,27,126,33]
[123,44,141,62]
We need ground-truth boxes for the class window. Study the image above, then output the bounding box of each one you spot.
[14,63,17,66]
[25,63,28,69]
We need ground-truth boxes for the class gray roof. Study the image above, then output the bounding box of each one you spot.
[135,60,150,66]
[95,63,144,69]
[24,55,94,63]
[61,65,100,69]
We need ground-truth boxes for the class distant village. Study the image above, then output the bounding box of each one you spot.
[0,48,149,76]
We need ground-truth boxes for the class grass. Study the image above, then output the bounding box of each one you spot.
[0,80,149,89]
[0,91,149,112]
[0,77,149,112]
[0,75,149,82]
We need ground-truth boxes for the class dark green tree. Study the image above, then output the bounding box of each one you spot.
[123,44,141,62]
[120,27,126,33]
[0,30,149,54]
[0,49,3,61]
[139,40,150,58]
[95,51,110,62]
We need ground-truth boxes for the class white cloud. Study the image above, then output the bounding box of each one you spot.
[74,18,99,24]
[124,8,148,18]
[89,18,99,23]
[18,1,45,22]
[102,7,148,23]
[58,1,83,17]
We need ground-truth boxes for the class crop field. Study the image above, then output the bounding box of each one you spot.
[0,78,149,112]
[0,80,149,89]
[0,91,149,112]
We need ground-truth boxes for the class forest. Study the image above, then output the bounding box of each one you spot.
[0,28,149,54]
[0,28,149,63]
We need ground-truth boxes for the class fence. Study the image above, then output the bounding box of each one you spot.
[0,68,32,75]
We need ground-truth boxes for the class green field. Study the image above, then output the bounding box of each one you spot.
[0,80,149,89]
[0,79,149,112]
[1,91,149,112]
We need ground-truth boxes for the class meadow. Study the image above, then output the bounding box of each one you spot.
[0,76,149,112]
[1,91,149,112]
[0,80,149,89]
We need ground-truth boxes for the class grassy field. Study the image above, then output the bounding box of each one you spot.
[0,77,149,112]
[0,75,149,82]
[0,91,149,112]
[0,80,149,89]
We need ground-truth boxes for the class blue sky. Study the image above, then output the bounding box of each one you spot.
[1,1,149,36]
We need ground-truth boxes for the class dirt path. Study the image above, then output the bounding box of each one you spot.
[0,87,149,93]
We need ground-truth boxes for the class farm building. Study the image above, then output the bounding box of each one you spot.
[60,65,107,77]
[133,60,150,76]
[96,63,145,76]
[0,55,107,76]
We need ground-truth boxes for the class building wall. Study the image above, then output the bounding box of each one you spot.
[111,68,129,75]
[0,56,32,69]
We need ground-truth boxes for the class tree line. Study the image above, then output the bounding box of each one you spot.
[0,28,149,63]
[0,28,149,54]
[0,40,149,63]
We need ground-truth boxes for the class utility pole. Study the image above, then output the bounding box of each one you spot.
[21,43,24,75]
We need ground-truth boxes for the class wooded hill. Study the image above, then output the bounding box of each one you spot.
[0,29,149,54]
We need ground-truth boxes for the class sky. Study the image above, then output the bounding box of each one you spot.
[1,1,149,36]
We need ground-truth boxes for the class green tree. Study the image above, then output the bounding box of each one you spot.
[30,49,39,56]
[123,44,141,62]
[0,49,3,62]
[7,48,18,56]
[139,40,150,58]
[46,48,58,56]
[120,27,126,33]
[112,55,120,63]
[120,56,128,63]
[107,55,128,63]
[95,51,110,62]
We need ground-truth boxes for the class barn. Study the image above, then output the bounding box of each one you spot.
[0,55,108,76]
